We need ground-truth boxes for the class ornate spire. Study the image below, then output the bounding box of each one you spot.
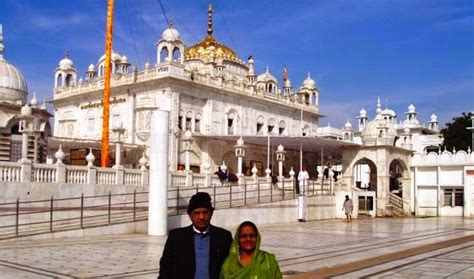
[376,97,382,114]
[207,4,214,36]
[0,24,5,61]
[169,17,174,28]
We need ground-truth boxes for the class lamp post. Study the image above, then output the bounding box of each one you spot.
[275,144,286,180]
[112,122,126,169]
[234,137,246,177]
[18,104,34,163]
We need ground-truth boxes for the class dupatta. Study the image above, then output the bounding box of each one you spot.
[220,223,282,279]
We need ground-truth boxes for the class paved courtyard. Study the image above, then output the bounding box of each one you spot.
[0,217,473,278]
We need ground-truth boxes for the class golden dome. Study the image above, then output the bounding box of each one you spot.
[184,4,239,63]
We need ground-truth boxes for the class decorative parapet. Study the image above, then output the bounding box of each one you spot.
[52,62,319,114]
[411,148,474,166]
[0,160,148,186]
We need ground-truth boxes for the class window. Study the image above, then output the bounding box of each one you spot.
[228,118,234,135]
[178,116,183,130]
[257,124,263,135]
[186,117,192,130]
[87,117,94,132]
[160,47,169,63]
[444,188,463,207]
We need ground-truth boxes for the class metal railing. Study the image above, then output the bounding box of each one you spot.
[167,178,333,215]
[0,191,148,240]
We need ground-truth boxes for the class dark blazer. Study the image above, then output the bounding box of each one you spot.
[158,224,233,279]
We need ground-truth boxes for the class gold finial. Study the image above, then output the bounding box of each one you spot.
[207,3,214,36]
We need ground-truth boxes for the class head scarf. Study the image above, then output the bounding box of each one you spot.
[220,222,282,279]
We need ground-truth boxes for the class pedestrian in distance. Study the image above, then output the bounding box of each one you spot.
[158,192,233,279]
[220,221,282,279]
[342,195,353,222]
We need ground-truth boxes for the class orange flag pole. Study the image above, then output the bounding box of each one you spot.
[101,0,114,167]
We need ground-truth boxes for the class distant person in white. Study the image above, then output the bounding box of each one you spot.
[297,165,309,195]
[342,195,353,222]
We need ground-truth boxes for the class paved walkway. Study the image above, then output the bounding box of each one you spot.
[0,217,473,278]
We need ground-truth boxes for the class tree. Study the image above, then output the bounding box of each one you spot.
[441,112,473,152]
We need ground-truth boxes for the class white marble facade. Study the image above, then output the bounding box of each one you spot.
[51,5,321,171]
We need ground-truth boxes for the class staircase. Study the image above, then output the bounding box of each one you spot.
[389,193,406,217]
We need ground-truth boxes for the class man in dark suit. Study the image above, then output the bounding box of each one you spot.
[158,192,232,279]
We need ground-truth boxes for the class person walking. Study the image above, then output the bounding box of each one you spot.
[159,192,233,279]
[220,221,282,279]
[342,195,354,222]
[297,166,309,195]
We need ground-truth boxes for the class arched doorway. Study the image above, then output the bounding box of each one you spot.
[389,160,404,196]
[353,158,377,191]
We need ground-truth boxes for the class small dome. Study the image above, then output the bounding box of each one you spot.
[430,113,438,121]
[302,72,316,89]
[381,108,396,118]
[98,51,123,64]
[87,64,95,71]
[277,144,284,152]
[162,26,180,41]
[344,120,353,129]
[121,55,129,63]
[403,127,411,135]
[59,56,74,69]
[408,103,416,113]
[256,67,278,84]
[21,104,32,115]
[284,78,291,88]
[359,108,367,118]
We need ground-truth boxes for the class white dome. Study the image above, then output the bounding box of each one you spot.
[430,113,438,121]
[98,51,123,64]
[359,108,367,118]
[302,72,316,89]
[87,64,95,71]
[121,55,129,63]
[344,120,353,129]
[284,78,291,88]
[21,104,32,115]
[381,108,396,117]
[162,26,180,41]
[256,67,278,84]
[361,114,398,146]
[0,59,28,104]
[408,103,416,113]
[59,56,74,69]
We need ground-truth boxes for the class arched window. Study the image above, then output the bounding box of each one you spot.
[160,47,169,63]
[186,111,193,131]
[227,111,237,135]
[267,118,275,135]
[172,47,181,62]
[194,113,202,133]
[99,65,104,77]
[278,120,286,135]
[256,116,264,135]
[65,74,73,87]
[56,74,63,87]
[87,110,95,133]
[302,125,310,136]
[178,110,184,131]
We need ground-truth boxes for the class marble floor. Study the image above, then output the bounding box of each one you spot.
[0,217,473,278]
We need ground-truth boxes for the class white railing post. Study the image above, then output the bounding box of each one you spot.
[20,160,32,182]
[139,153,148,185]
[252,164,258,184]
[86,149,96,184]
[55,145,66,183]
[203,162,211,187]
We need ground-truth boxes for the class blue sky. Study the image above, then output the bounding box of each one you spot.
[0,0,472,128]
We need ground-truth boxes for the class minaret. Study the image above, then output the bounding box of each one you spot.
[376,97,382,115]
[246,55,256,85]
[358,108,368,131]
[429,113,438,131]
[406,103,417,122]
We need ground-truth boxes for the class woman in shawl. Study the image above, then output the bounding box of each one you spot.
[220,221,282,279]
